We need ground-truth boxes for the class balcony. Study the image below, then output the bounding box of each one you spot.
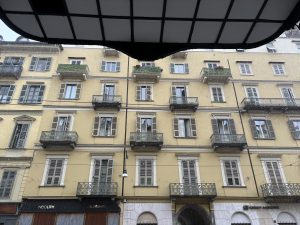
[200,67,232,84]
[132,66,162,82]
[210,134,247,151]
[169,97,198,112]
[242,98,300,112]
[40,131,78,149]
[171,51,187,59]
[261,183,300,203]
[103,47,119,57]
[77,182,118,197]
[130,132,163,151]
[0,65,23,79]
[57,64,89,80]
[92,95,122,110]
[170,183,217,200]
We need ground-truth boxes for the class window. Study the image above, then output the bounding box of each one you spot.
[0,170,16,199]
[238,63,252,75]
[136,85,152,101]
[29,57,52,71]
[137,158,155,186]
[262,160,285,184]
[93,115,117,136]
[271,63,285,75]
[43,158,67,186]
[210,86,225,102]
[288,120,300,140]
[245,86,259,104]
[52,115,72,131]
[59,83,81,99]
[69,59,83,65]
[136,115,156,134]
[181,160,198,184]
[221,159,243,186]
[249,119,275,139]
[206,62,219,69]
[173,118,197,138]
[280,87,295,105]
[10,123,30,149]
[91,158,113,183]
[140,61,155,67]
[211,118,236,135]
[3,57,24,65]
[101,61,120,72]
[170,63,189,74]
[19,85,45,104]
[0,85,14,104]
[266,42,276,53]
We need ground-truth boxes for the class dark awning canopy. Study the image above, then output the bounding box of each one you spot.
[1,0,300,60]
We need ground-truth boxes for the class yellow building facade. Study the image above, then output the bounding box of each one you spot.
[0,40,300,225]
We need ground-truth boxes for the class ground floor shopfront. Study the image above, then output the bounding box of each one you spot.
[18,198,120,225]
[0,203,19,225]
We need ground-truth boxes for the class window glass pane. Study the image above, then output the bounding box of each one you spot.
[0,86,10,103]
[26,85,40,103]
[174,64,185,73]
[99,117,112,136]
[254,120,269,138]
[141,86,147,100]
[64,85,77,99]
[36,58,48,71]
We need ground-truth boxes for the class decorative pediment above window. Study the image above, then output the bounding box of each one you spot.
[13,115,36,122]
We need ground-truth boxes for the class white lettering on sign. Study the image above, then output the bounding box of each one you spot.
[37,205,55,210]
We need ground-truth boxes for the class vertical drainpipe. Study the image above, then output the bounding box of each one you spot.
[227,59,260,197]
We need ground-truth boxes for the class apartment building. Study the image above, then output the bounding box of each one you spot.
[0,33,300,225]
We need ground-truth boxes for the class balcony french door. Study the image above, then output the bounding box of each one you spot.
[281,87,295,106]
[92,159,113,195]
[265,161,288,196]
[103,84,115,102]
[181,160,199,195]
[246,87,259,105]
[175,87,186,104]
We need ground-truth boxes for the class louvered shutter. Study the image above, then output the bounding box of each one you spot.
[45,58,52,71]
[249,119,259,139]
[52,116,58,130]
[139,160,146,185]
[146,160,153,185]
[146,86,151,100]
[75,84,81,99]
[211,119,219,134]
[29,57,37,71]
[111,117,117,136]
[93,116,100,136]
[173,118,179,137]
[184,64,189,74]
[152,117,156,134]
[170,63,175,73]
[182,160,189,184]
[0,170,16,198]
[224,161,232,185]
[92,159,100,183]
[106,160,113,183]
[46,159,64,185]
[136,86,141,100]
[228,119,236,134]
[37,85,45,103]
[266,120,275,139]
[288,120,298,139]
[19,85,28,103]
[136,116,141,132]
[191,118,197,137]
[101,61,106,71]
[116,62,120,72]
[265,161,283,184]
[59,84,66,99]
[16,124,29,148]
[6,85,15,103]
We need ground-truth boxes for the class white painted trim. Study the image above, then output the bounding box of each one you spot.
[209,85,225,102]
[271,63,286,75]
[54,114,75,131]
[135,156,157,186]
[89,156,114,182]
[261,159,287,183]
[101,83,116,95]
[238,63,253,75]
[219,157,245,186]
[244,86,260,98]
[69,59,84,64]
[177,157,200,184]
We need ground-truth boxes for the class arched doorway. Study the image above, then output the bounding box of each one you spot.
[231,212,251,225]
[177,205,210,225]
[137,212,157,225]
[277,212,297,225]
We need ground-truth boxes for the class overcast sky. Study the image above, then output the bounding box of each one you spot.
[0,20,21,41]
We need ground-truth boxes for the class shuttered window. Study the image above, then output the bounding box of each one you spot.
[29,57,52,71]
[249,119,275,139]
[170,63,189,74]
[211,119,236,134]
[139,159,153,186]
[93,116,117,136]
[136,85,152,101]
[288,120,300,140]
[0,85,15,103]
[45,159,65,186]
[92,159,113,183]
[10,123,30,149]
[173,118,197,138]
[19,85,45,104]
[181,160,197,184]
[52,116,71,131]
[222,160,242,186]
[211,86,224,102]
[264,161,284,184]
[101,61,120,72]
[0,170,16,198]
[59,83,81,99]
[239,63,252,75]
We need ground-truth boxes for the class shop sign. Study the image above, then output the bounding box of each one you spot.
[243,205,279,210]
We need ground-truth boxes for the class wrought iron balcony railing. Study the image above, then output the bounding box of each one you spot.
[0,65,23,79]
[200,67,232,84]
[57,64,89,80]
[261,183,300,203]
[242,98,300,111]
[210,134,247,150]
[169,97,199,111]
[92,95,122,110]
[170,183,217,199]
[132,66,162,82]
[40,131,78,149]
[77,182,118,196]
[130,132,163,151]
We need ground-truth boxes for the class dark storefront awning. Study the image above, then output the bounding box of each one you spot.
[1,0,300,60]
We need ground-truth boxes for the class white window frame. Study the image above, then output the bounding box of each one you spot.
[177,156,200,184]
[105,61,118,72]
[101,83,116,96]
[0,169,17,199]
[41,155,68,186]
[238,63,253,75]
[206,61,219,69]
[244,86,260,98]
[177,117,193,138]
[139,84,153,101]
[280,86,295,99]
[140,61,155,67]
[10,121,31,149]
[209,85,225,102]
[69,59,83,65]
[173,64,186,74]
[55,113,74,131]
[261,158,287,183]
[271,63,285,75]
[98,116,113,136]
[135,156,157,186]
[33,58,51,72]
[89,156,113,182]
[220,157,245,186]
[63,83,78,99]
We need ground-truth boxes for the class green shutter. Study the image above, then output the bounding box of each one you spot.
[29,57,37,71]
[288,120,299,140]
[116,62,120,72]
[191,118,197,137]
[75,83,81,99]
[45,58,52,71]
[184,63,189,74]
[146,86,151,100]
[7,85,15,103]
[173,118,179,137]
[111,117,117,136]
[211,119,219,134]
[266,120,275,139]
[19,85,28,103]
[93,116,100,136]
[228,119,236,134]
[101,61,106,71]
[170,63,175,73]
[37,85,45,103]
[136,86,141,100]
[59,84,66,99]
[249,119,259,139]
[152,117,156,134]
